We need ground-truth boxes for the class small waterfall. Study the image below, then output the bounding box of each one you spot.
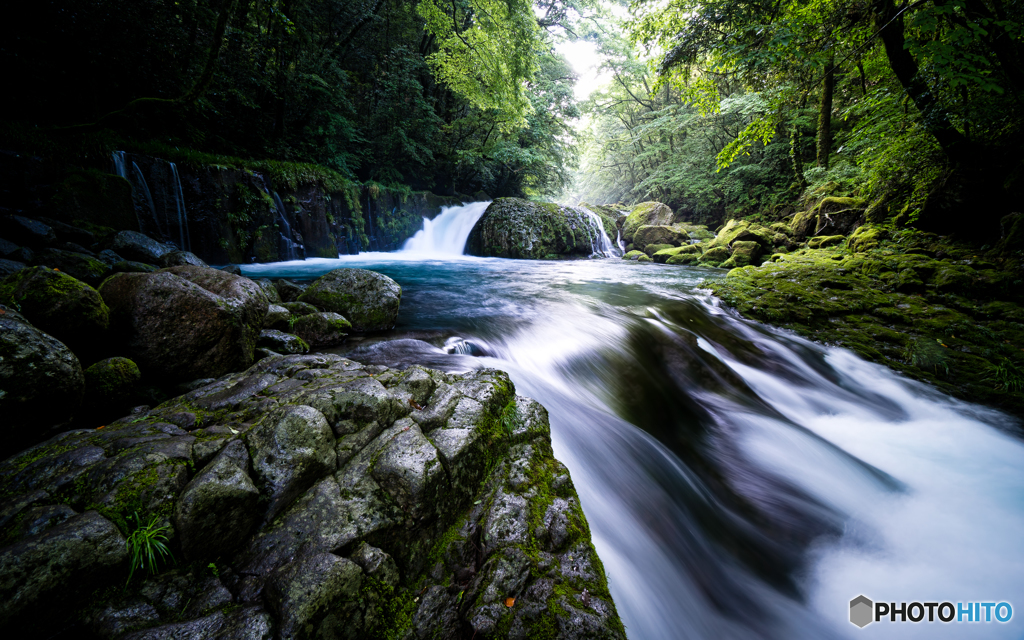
[401,202,490,255]
[111,151,128,179]
[272,192,302,261]
[573,205,619,257]
[131,162,157,231]
[169,163,191,253]
[616,228,626,253]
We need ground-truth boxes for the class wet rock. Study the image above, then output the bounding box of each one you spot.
[0,312,84,442]
[265,553,364,640]
[88,599,161,637]
[467,198,614,260]
[247,405,336,522]
[721,240,763,268]
[83,357,141,421]
[0,215,55,248]
[263,303,291,331]
[0,258,26,278]
[413,586,459,639]
[350,542,400,587]
[280,300,319,316]
[99,266,268,382]
[698,245,731,267]
[643,243,674,257]
[298,268,402,331]
[252,279,281,304]
[291,311,351,346]
[370,421,447,520]
[0,265,109,353]
[621,202,674,244]
[257,329,309,355]
[97,249,125,266]
[30,248,111,285]
[174,440,260,560]
[37,218,95,247]
[110,230,174,264]
[633,225,689,249]
[112,260,160,274]
[274,278,307,302]
[159,250,208,268]
[0,511,127,629]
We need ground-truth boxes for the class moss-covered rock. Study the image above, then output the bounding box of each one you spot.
[643,243,674,257]
[0,355,625,638]
[466,198,612,260]
[848,225,887,252]
[807,235,845,249]
[298,268,401,331]
[721,240,762,269]
[0,266,109,355]
[291,312,351,347]
[653,245,702,264]
[257,329,309,354]
[666,253,700,265]
[621,250,646,261]
[698,245,731,267]
[621,202,674,244]
[279,300,319,317]
[263,304,292,331]
[709,219,773,253]
[31,249,111,286]
[633,225,689,249]
[83,357,141,420]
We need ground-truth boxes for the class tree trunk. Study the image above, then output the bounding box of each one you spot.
[179,0,237,104]
[816,56,834,169]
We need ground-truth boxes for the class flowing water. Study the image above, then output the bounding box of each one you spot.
[241,204,1024,639]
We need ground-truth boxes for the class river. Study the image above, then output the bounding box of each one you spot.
[241,203,1024,639]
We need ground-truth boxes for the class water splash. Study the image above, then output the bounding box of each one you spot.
[401,201,490,256]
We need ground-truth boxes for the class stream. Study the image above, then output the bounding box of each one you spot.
[241,204,1024,639]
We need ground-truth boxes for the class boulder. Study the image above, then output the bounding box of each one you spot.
[280,300,319,317]
[643,243,674,257]
[465,198,614,260]
[621,250,646,261]
[83,357,141,421]
[709,220,773,253]
[666,253,700,265]
[37,218,95,246]
[698,245,732,267]
[0,215,55,248]
[808,235,845,249]
[653,245,701,264]
[275,279,307,302]
[174,441,260,560]
[292,312,351,347]
[99,266,268,382]
[0,511,126,630]
[263,304,292,331]
[298,269,401,331]
[110,230,174,264]
[247,405,337,523]
[849,225,887,252]
[0,266,109,353]
[30,248,110,286]
[112,261,160,274]
[97,249,125,266]
[0,258,26,278]
[253,279,281,303]
[633,225,689,249]
[621,202,674,244]
[721,240,762,268]
[159,251,208,268]
[265,553,365,640]
[257,329,309,355]
[0,307,84,441]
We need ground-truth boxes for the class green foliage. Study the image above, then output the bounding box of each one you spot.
[125,512,173,584]
[990,358,1024,393]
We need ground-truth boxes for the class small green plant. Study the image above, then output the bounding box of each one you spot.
[499,402,523,437]
[990,358,1024,393]
[207,562,219,578]
[902,338,949,376]
[125,512,173,584]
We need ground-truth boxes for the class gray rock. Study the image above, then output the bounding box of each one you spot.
[257,329,308,355]
[175,440,260,560]
[350,542,400,588]
[370,421,447,520]
[279,300,319,316]
[37,218,95,246]
[297,268,402,331]
[159,250,208,268]
[30,248,111,286]
[88,599,161,638]
[0,511,127,628]
[0,258,26,278]
[97,249,125,266]
[121,611,226,639]
[253,279,281,304]
[0,215,55,247]
[274,279,307,302]
[111,230,174,263]
[413,586,459,639]
[291,311,351,347]
[263,304,291,331]
[112,260,160,274]
[99,266,268,382]
[265,553,364,640]
[0,313,84,443]
[247,405,336,522]
[0,265,109,354]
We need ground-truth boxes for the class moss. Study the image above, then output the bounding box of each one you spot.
[84,357,141,399]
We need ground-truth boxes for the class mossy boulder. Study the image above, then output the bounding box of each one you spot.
[30,249,110,287]
[721,240,763,268]
[0,215,56,248]
[709,220,773,252]
[698,245,732,267]
[643,243,674,257]
[466,198,612,260]
[99,266,268,382]
[257,329,310,355]
[263,304,292,331]
[653,245,701,264]
[666,253,700,265]
[291,312,351,347]
[280,301,319,317]
[159,251,208,268]
[792,197,866,239]
[621,202,674,244]
[82,357,141,420]
[110,231,174,265]
[808,235,846,249]
[621,250,646,261]
[0,307,84,450]
[849,225,887,252]
[633,225,689,249]
[0,266,109,355]
[297,268,401,331]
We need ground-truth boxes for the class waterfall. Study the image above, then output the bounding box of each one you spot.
[401,201,490,256]
[272,192,301,261]
[168,163,191,253]
[111,151,128,179]
[572,205,619,257]
[131,162,157,232]
[616,228,626,254]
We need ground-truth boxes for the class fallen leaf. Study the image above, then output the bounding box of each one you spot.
[97,425,105,430]
[229,427,239,435]
[504,597,515,608]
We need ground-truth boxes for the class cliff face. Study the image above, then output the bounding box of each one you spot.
[0,354,626,639]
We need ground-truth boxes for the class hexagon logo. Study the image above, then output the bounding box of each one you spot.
[850,595,873,628]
